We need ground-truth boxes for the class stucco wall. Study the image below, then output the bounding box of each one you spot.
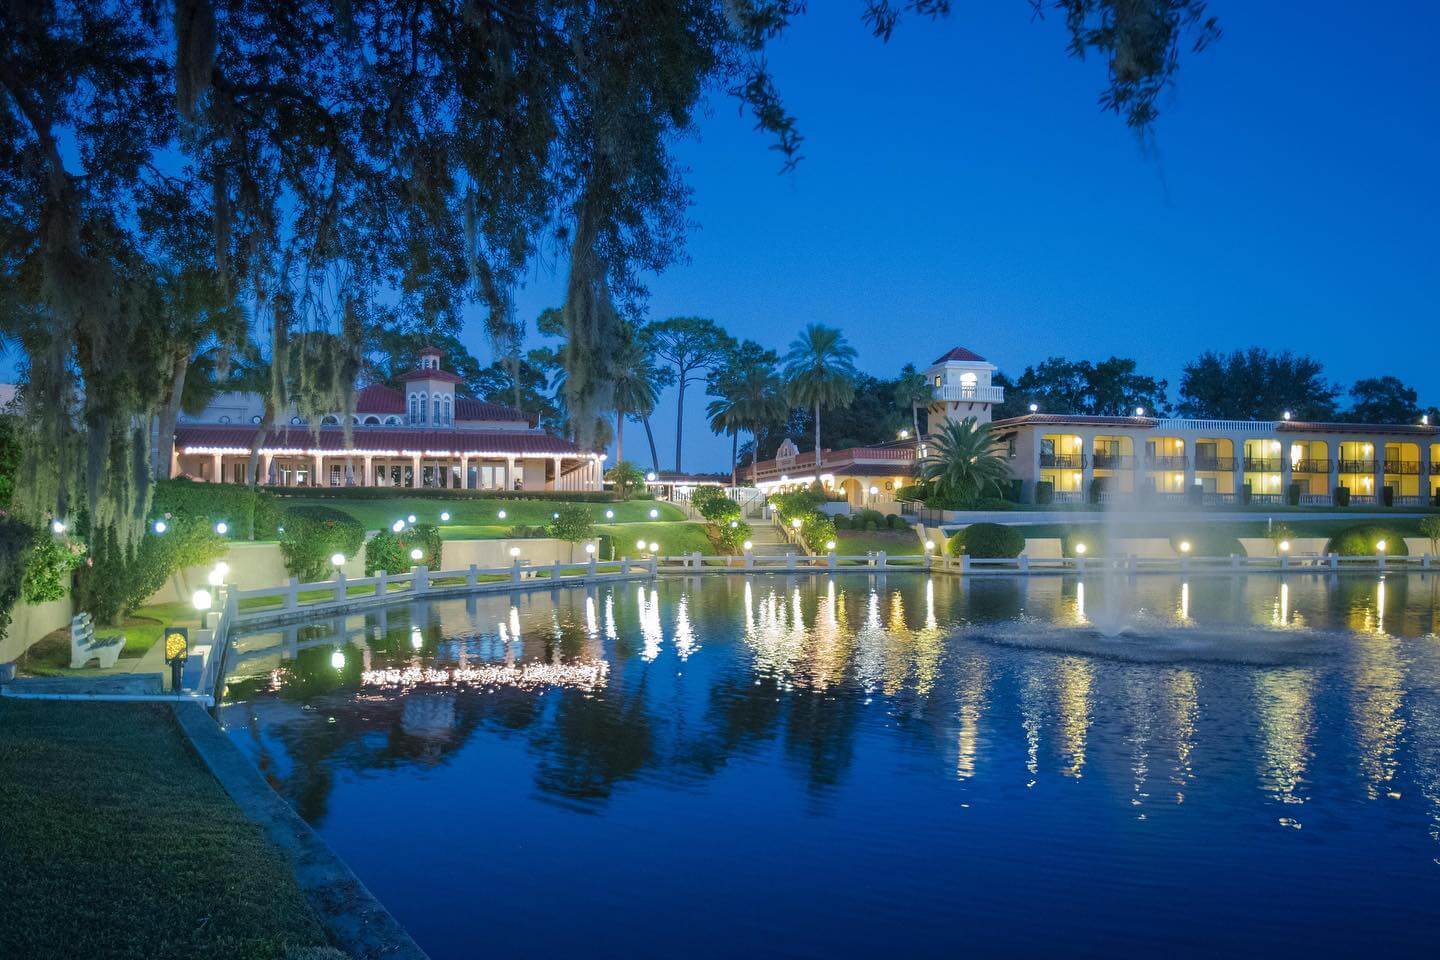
[1,594,73,664]
[441,538,582,569]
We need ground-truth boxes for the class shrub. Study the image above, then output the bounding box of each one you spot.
[597,533,615,561]
[895,484,927,503]
[606,461,646,500]
[279,506,365,581]
[715,518,751,554]
[153,477,283,540]
[886,513,906,530]
[1325,524,1408,557]
[772,489,820,522]
[405,522,443,568]
[853,508,885,529]
[800,512,838,553]
[0,416,19,510]
[364,530,406,576]
[550,504,596,542]
[691,485,729,519]
[21,531,87,603]
[123,517,228,610]
[1169,530,1243,558]
[505,524,548,538]
[268,486,621,503]
[832,513,851,530]
[1059,526,1107,558]
[947,523,1025,558]
[0,517,34,640]
[1334,486,1350,507]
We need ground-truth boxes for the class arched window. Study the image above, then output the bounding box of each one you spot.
[408,394,418,424]
[290,416,304,426]
[385,416,401,426]
[959,371,978,398]
[218,415,231,424]
[363,415,381,425]
[432,395,441,425]
[442,395,452,426]
[321,414,340,426]
[418,392,428,424]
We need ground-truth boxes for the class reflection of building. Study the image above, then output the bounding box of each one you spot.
[755,344,1439,508]
[172,347,604,490]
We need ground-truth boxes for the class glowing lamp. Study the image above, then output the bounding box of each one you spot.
[191,589,212,611]
[649,508,659,519]
[1279,540,1291,552]
[330,553,345,567]
[636,538,647,550]
[214,561,230,579]
[1074,543,1088,555]
[1028,403,1039,413]
[410,627,423,650]
[50,519,65,534]
[825,540,836,551]
[440,511,450,522]
[730,519,739,528]
[645,472,657,482]
[330,648,345,670]
[214,521,229,535]
[1376,540,1387,554]
[1179,541,1192,553]
[648,542,659,553]
[585,543,596,554]
[152,520,168,534]
[407,514,417,523]
[1283,410,1292,421]
[207,567,225,586]
[1134,407,1145,417]
[509,547,520,558]
[898,429,909,439]
[409,548,424,561]
[924,540,935,551]
[743,540,753,551]
[497,509,507,519]
[553,512,561,520]
[1424,415,1431,426]
[791,518,803,529]
[605,509,615,519]
[392,520,405,532]
[868,486,879,495]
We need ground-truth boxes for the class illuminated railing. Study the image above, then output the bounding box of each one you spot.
[1338,459,1377,474]
[1039,453,1086,469]
[1242,457,1282,472]
[932,384,1005,403]
[1291,458,1330,474]
[1384,459,1420,475]
[1145,455,1188,470]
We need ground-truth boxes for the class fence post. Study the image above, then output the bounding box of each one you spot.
[375,570,387,598]
[1329,553,1339,572]
[552,559,562,582]
[587,556,598,581]
[961,554,971,575]
[1230,554,1240,571]
[620,558,630,576]
[512,557,523,584]
[786,552,795,572]
[1019,555,1030,574]
[415,565,430,594]
[334,568,346,602]
[1280,554,1289,571]
[286,576,299,610]
[744,549,754,570]
[1377,552,1386,572]
[467,563,478,588]
[649,555,658,577]
[1074,556,1083,574]
[692,551,701,570]
[877,551,887,570]
[1425,554,1432,571]
[827,550,836,571]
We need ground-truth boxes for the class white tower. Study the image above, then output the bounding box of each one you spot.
[925,346,1003,429]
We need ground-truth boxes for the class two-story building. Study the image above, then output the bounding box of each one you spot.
[752,344,1439,509]
[171,346,604,491]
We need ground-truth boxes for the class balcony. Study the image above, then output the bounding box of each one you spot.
[1338,459,1377,474]
[932,384,1005,403]
[1145,455,1188,470]
[1291,458,1330,474]
[1383,459,1420,475]
[1039,453,1087,469]
[1194,456,1237,472]
[1092,453,1135,470]
[1242,457,1282,473]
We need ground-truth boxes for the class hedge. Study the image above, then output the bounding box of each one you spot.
[364,522,444,575]
[1325,524,1409,557]
[279,506,366,581]
[20,530,86,604]
[153,478,283,539]
[0,517,34,641]
[73,516,228,625]
[800,512,838,553]
[266,486,636,503]
[947,523,1025,558]
[1169,530,1243,558]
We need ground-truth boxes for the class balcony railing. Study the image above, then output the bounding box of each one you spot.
[1338,459,1377,474]
[1291,458,1330,474]
[1242,457,1282,473]
[932,384,1005,403]
[1384,459,1420,475]
[1092,453,1135,470]
[1145,455,1188,470]
[1194,456,1237,472]
[1039,453,1087,469]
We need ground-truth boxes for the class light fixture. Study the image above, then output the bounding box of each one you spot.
[407,514,417,523]
[509,546,520,558]
[1279,540,1291,552]
[330,553,345,567]
[410,548,424,561]
[392,519,405,532]
[152,520,167,534]
[191,588,212,611]
[207,567,225,586]
[1134,407,1145,417]
[1028,403,1039,413]
[605,509,615,519]
[1423,415,1431,426]
[924,540,936,551]
[825,540,836,551]
[50,519,65,534]
[648,541,659,553]
[868,485,879,495]
[636,538,647,550]
[410,627,423,650]
[497,509,507,519]
[730,519,739,528]
[649,508,659,519]
[742,540,753,551]
[440,511,450,522]
[1376,540,1387,554]
[585,543,596,554]
[1179,541,1192,553]
[791,518,802,529]
[214,521,229,535]
[898,429,909,440]
[1075,543,1087,555]
[645,471,657,482]
[330,647,346,670]
[1282,410,1292,421]
[214,561,230,579]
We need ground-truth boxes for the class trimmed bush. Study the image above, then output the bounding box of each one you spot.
[800,512,838,553]
[1169,530,1243,558]
[1325,524,1408,557]
[505,524,549,538]
[895,484,927,503]
[715,518,751,554]
[605,461,646,499]
[279,506,365,581]
[153,478,283,540]
[832,513,851,530]
[364,530,406,576]
[1059,526,1107,558]
[947,523,1025,558]
[772,489,821,522]
[267,486,622,503]
[853,508,885,529]
[886,513,906,530]
[597,533,615,561]
[0,517,34,640]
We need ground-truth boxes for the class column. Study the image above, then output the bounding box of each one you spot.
[1280,439,1293,502]
[261,452,273,486]
[169,447,180,480]
[210,452,222,483]
[506,457,516,491]
[410,453,422,489]
[312,452,324,487]
[1373,439,1386,503]
[1231,435,1245,502]
[1327,442,1340,502]
[1080,433,1095,500]
[1030,435,1043,504]
[1183,438,1196,493]
[1421,443,1433,504]
[362,455,373,486]
[553,456,563,492]
[459,454,469,490]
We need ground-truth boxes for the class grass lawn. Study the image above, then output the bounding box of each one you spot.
[0,699,329,960]
[600,521,716,557]
[837,529,923,556]
[1008,517,1434,542]
[16,601,202,676]
[278,494,685,536]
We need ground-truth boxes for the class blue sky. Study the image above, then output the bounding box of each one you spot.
[498,1,1438,470]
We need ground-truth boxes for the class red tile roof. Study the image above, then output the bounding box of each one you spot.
[455,397,529,422]
[175,425,588,456]
[1279,420,1437,437]
[355,384,530,423]
[355,383,405,413]
[932,346,988,364]
[397,367,463,383]
[991,413,1157,428]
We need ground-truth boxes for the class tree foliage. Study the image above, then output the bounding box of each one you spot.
[1342,376,1420,425]
[996,356,1169,417]
[917,418,1012,503]
[1177,349,1338,421]
[784,324,857,467]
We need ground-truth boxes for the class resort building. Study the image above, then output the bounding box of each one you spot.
[753,346,1440,509]
[171,347,604,490]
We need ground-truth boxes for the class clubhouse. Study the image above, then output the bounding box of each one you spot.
[171,347,605,491]
[754,346,1440,508]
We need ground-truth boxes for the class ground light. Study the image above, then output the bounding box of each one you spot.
[553,512,560,519]
[585,543,596,554]
[636,538,647,550]
[214,521,229,535]
[868,486,879,495]
[509,547,520,558]
[649,508,659,518]
[152,519,167,534]
[1029,403,1039,413]
[410,548,424,561]
[330,553,345,568]
[648,542,659,553]
[743,540,753,550]
[1179,541,1192,553]
[605,510,614,519]
[898,429,909,439]
[825,540,836,550]
[407,514,417,523]
[392,519,405,532]
[1075,543,1088,555]
[925,541,935,551]
[497,509,507,520]
[191,589,212,612]
[1135,407,1145,417]
[330,648,345,670]
[440,511,450,522]
[1279,540,1291,553]
[646,472,657,482]
[791,518,802,529]
[50,519,65,534]
[1376,540,1387,553]
[729,520,738,528]
[207,567,225,587]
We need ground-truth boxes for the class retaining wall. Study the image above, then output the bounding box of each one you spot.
[0,595,73,663]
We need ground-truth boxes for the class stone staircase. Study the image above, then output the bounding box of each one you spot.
[746,521,794,557]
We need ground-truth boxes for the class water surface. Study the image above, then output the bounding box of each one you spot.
[220,573,1440,958]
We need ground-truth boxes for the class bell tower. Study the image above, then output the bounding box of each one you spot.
[925,346,1003,429]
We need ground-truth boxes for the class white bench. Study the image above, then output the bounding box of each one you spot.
[69,613,123,669]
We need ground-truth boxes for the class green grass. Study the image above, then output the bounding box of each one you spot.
[17,601,202,676]
[278,495,684,538]
[1006,517,1435,541]
[0,699,329,960]
[836,530,924,556]
[600,521,716,557]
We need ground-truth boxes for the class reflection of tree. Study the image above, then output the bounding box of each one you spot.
[529,681,656,807]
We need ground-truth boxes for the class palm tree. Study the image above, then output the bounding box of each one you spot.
[917,417,1012,503]
[893,363,931,439]
[706,392,745,486]
[782,324,857,468]
[736,366,787,485]
[611,329,662,467]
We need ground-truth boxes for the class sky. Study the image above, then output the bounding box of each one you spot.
[6,3,1436,473]
[492,1,1439,472]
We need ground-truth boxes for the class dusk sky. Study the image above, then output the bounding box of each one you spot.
[497,1,1438,471]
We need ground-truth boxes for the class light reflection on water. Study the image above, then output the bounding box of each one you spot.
[220,573,1440,959]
